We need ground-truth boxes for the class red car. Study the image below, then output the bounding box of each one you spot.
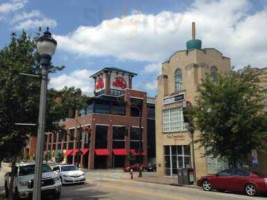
[124,164,148,172]
[197,169,267,196]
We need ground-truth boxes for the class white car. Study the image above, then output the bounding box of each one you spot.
[4,162,61,199]
[53,164,86,185]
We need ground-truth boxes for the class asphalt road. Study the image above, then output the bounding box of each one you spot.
[1,165,267,200]
[60,171,267,200]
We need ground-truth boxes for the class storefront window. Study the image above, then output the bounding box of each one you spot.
[69,129,74,141]
[164,145,191,176]
[95,126,108,148]
[163,108,186,132]
[113,126,125,148]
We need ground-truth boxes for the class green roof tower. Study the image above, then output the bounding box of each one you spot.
[186,22,202,51]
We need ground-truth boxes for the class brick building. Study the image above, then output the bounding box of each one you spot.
[45,67,155,169]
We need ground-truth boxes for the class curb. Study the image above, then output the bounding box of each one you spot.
[132,178,199,189]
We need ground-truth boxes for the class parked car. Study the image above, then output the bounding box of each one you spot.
[124,164,148,172]
[53,164,86,185]
[197,169,267,196]
[4,162,61,199]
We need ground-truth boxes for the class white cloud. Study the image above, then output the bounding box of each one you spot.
[144,63,162,74]
[49,69,96,96]
[14,18,57,30]
[145,80,158,91]
[55,0,267,68]
[0,0,27,13]
[12,10,41,23]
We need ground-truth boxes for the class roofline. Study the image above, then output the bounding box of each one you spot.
[162,48,230,64]
[90,67,137,78]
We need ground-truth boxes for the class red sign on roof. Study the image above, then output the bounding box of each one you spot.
[112,77,127,89]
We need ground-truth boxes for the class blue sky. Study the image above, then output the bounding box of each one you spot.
[0,0,267,96]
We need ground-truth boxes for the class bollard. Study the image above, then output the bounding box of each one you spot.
[130,169,133,179]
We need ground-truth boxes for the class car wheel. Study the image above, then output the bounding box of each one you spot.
[4,182,9,198]
[245,183,257,196]
[54,191,61,199]
[202,180,212,191]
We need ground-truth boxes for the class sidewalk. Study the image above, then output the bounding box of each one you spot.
[131,172,198,189]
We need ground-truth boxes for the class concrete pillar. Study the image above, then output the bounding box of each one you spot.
[89,121,95,169]
[125,126,130,166]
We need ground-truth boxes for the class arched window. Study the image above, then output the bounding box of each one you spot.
[211,66,217,82]
[175,68,182,92]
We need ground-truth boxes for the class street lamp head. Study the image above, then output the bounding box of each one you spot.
[37,27,57,65]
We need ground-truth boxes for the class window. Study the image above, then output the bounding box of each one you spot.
[130,127,142,150]
[164,145,191,176]
[147,105,155,119]
[110,105,125,115]
[94,103,110,114]
[217,169,234,176]
[163,107,186,132]
[175,68,182,92]
[211,66,217,82]
[234,169,250,177]
[95,126,108,148]
[69,129,75,141]
[206,155,228,174]
[113,126,125,148]
[110,89,125,96]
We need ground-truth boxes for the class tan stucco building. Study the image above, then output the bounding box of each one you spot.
[155,24,231,179]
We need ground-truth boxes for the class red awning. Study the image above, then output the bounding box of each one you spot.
[72,149,79,156]
[130,149,146,156]
[82,148,89,155]
[113,149,127,156]
[65,149,73,156]
[130,149,138,156]
[95,149,109,156]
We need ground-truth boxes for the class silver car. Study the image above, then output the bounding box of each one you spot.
[53,165,86,185]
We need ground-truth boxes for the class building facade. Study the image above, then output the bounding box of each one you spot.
[156,25,231,179]
[45,67,155,169]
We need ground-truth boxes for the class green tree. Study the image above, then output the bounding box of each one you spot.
[0,31,89,199]
[55,150,64,163]
[193,68,267,168]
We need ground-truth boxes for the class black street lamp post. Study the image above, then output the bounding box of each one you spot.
[138,107,143,177]
[33,28,57,200]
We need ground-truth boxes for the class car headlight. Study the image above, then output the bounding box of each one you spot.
[19,181,28,186]
[264,178,267,184]
[53,176,60,181]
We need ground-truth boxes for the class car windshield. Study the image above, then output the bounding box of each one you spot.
[61,165,78,172]
[19,164,52,176]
